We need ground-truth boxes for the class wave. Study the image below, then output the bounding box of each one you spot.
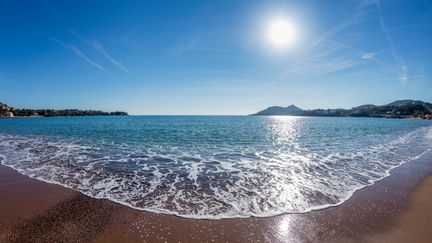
[0,124,431,219]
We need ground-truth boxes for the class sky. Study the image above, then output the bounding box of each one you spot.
[0,0,431,115]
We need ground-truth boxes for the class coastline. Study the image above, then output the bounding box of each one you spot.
[250,114,432,120]
[1,152,432,242]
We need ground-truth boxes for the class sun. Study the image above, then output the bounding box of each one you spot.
[266,17,297,49]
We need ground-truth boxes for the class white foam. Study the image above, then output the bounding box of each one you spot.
[0,124,431,219]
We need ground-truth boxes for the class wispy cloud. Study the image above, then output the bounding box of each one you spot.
[289,2,374,77]
[374,0,408,85]
[329,39,401,74]
[50,38,111,75]
[292,0,411,81]
[361,51,380,59]
[280,0,410,83]
[68,29,128,74]
[387,23,432,32]
[92,41,129,73]
[284,42,364,78]
[282,35,404,82]
[310,4,370,48]
[400,62,408,85]
[292,57,361,77]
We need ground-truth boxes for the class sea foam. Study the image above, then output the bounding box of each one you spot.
[0,116,431,219]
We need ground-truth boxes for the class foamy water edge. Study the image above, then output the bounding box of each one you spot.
[1,146,430,220]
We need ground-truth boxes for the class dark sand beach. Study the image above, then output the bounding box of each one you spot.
[1,152,432,243]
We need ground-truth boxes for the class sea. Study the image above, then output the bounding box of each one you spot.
[0,116,431,219]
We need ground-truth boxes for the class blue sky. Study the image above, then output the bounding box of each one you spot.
[0,0,431,115]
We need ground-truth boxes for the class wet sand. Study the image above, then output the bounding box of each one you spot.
[1,152,432,242]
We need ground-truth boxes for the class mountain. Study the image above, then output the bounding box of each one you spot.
[253,105,304,116]
[252,100,432,120]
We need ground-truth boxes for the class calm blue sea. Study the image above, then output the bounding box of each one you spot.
[0,116,431,219]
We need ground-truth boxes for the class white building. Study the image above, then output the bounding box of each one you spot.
[5,111,14,117]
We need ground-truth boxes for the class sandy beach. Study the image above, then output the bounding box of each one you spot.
[0,151,431,243]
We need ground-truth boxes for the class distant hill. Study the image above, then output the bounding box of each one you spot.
[1,102,128,118]
[254,105,303,116]
[252,100,432,120]
[351,104,377,110]
[385,100,432,110]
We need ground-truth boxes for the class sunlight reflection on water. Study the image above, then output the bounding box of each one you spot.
[0,116,431,219]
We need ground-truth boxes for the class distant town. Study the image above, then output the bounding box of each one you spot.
[252,100,432,120]
[0,102,128,118]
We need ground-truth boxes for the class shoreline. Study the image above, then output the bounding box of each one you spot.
[1,152,432,242]
[1,151,428,221]
[1,114,432,120]
[250,114,432,120]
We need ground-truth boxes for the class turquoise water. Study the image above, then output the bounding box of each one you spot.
[0,116,431,219]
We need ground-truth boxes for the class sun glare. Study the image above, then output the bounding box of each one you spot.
[267,17,297,49]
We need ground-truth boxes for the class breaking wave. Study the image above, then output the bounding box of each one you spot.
[0,116,431,219]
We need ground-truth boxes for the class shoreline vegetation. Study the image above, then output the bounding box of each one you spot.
[0,102,128,118]
[252,99,432,120]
